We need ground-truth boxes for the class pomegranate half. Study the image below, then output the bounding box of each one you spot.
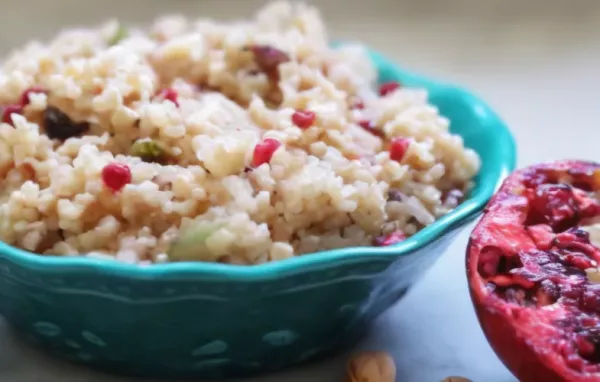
[467,160,600,382]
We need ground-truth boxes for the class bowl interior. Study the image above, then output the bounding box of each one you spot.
[0,46,517,280]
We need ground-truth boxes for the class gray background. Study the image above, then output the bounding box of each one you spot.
[1,0,599,380]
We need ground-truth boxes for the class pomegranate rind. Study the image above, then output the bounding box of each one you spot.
[467,160,600,382]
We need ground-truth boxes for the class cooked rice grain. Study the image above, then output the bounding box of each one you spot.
[0,1,480,265]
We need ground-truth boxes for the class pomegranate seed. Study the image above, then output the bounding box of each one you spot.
[389,137,411,162]
[521,168,553,188]
[373,231,406,246]
[19,86,46,106]
[378,81,401,97]
[574,188,600,218]
[1,105,23,124]
[349,96,364,109]
[101,163,132,192]
[575,335,595,357]
[156,88,179,107]
[291,110,316,129]
[529,183,578,230]
[566,354,585,371]
[358,120,384,138]
[251,138,281,168]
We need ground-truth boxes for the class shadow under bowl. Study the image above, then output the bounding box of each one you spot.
[0,45,516,379]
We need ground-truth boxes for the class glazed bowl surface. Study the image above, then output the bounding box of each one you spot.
[0,46,516,379]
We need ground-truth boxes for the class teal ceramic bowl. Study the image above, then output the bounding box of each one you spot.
[0,46,516,379]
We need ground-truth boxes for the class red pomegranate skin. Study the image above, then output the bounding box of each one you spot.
[467,160,600,382]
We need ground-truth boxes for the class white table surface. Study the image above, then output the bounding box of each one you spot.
[0,0,599,381]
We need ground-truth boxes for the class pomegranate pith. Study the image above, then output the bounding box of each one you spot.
[467,160,600,382]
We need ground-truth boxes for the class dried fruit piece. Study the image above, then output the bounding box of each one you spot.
[43,106,89,140]
[291,109,315,129]
[467,160,600,382]
[248,45,290,73]
[347,351,396,382]
[387,189,405,202]
[251,138,281,168]
[441,377,472,382]
[108,23,128,46]
[101,163,131,192]
[130,139,168,163]
[168,222,223,262]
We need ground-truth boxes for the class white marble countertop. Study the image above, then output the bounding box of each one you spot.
[0,0,599,380]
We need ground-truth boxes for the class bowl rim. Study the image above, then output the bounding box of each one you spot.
[0,46,517,281]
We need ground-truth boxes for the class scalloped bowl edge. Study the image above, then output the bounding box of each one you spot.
[0,46,517,281]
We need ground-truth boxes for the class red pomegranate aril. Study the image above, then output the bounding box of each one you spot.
[529,183,578,230]
[1,105,22,124]
[389,137,410,162]
[156,88,179,107]
[291,110,316,129]
[561,283,584,300]
[565,253,595,271]
[373,231,406,246]
[101,163,132,192]
[349,96,364,109]
[581,290,600,313]
[358,120,384,138]
[521,168,553,188]
[541,280,562,302]
[467,160,600,382]
[19,86,46,106]
[574,188,600,218]
[251,138,281,168]
[566,354,586,372]
[378,81,401,97]
[576,335,595,357]
[553,231,600,261]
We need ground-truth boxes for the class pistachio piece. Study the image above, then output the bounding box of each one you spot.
[108,24,128,46]
[130,138,167,163]
[168,222,223,262]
